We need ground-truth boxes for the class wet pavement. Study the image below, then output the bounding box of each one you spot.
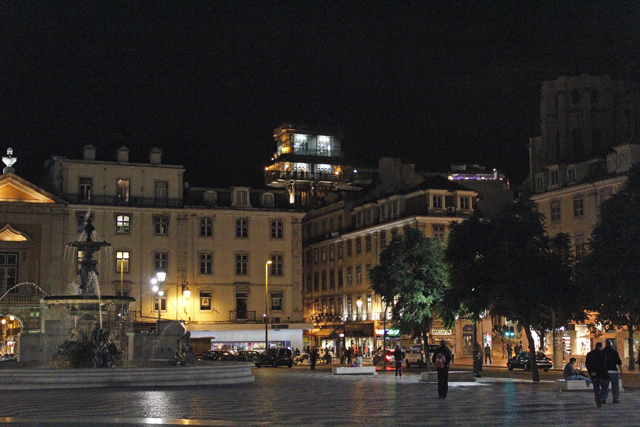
[0,365,637,426]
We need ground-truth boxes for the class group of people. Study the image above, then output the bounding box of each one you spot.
[501,342,523,359]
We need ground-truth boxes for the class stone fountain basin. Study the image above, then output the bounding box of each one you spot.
[0,363,255,390]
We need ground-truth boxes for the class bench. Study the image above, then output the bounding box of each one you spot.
[556,379,624,392]
[332,367,377,375]
[420,371,475,383]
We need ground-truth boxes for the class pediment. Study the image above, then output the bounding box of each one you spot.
[0,224,30,242]
[0,173,59,204]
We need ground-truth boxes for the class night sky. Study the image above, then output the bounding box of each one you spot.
[2,2,639,188]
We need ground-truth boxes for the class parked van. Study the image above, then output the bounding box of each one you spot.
[405,344,439,367]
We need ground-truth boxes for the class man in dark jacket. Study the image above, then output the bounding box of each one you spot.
[309,347,318,370]
[393,345,405,377]
[432,340,453,399]
[602,340,622,404]
[585,342,610,408]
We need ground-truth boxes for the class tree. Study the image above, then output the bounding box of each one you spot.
[441,199,584,381]
[369,227,448,369]
[577,162,640,370]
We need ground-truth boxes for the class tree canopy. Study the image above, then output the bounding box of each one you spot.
[369,227,448,364]
[577,162,640,370]
[442,199,584,381]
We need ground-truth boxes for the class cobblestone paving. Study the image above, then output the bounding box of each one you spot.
[0,367,638,427]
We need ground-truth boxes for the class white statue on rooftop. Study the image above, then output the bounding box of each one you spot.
[2,148,16,173]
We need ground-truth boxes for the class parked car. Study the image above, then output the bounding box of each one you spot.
[372,349,395,365]
[507,351,552,372]
[200,350,222,361]
[235,350,260,362]
[255,348,293,368]
[405,344,440,367]
[0,353,17,362]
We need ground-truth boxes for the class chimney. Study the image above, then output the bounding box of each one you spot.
[117,146,130,163]
[83,144,96,161]
[149,147,162,164]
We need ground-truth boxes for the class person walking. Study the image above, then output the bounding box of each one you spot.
[393,344,405,377]
[484,344,492,364]
[602,340,622,404]
[507,343,512,359]
[432,340,453,399]
[585,342,610,408]
[502,342,507,358]
[309,347,318,370]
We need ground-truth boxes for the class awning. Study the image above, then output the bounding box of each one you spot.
[311,328,341,339]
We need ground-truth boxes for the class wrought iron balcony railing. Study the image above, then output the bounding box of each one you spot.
[228,310,257,322]
[62,193,183,208]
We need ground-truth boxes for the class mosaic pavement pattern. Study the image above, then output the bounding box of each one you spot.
[0,367,637,427]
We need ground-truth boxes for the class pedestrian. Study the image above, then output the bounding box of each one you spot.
[502,342,507,358]
[432,339,453,399]
[484,343,492,364]
[450,344,455,364]
[602,340,622,404]
[563,357,592,385]
[507,343,512,359]
[347,347,353,365]
[393,344,405,377]
[585,342,610,408]
[310,347,318,370]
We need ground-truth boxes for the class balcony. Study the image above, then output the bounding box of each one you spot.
[228,311,257,322]
[0,293,41,305]
[265,170,379,187]
[62,193,183,208]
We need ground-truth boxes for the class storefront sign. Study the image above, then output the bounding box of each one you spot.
[375,328,400,337]
[432,329,452,336]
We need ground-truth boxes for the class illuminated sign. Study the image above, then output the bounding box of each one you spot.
[375,329,400,336]
[432,329,452,336]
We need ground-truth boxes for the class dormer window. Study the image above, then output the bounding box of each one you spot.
[535,175,544,191]
[236,190,248,205]
[459,196,470,210]
[204,191,217,205]
[550,170,559,186]
[432,195,443,209]
[263,193,274,207]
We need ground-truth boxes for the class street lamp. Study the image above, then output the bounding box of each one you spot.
[265,260,272,353]
[152,271,166,322]
[1,318,5,354]
[116,251,129,296]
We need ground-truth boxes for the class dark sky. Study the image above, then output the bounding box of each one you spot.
[2,1,639,188]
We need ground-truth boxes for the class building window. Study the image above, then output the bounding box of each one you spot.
[329,244,335,261]
[575,237,588,259]
[271,254,284,276]
[460,196,470,210]
[430,195,441,209]
[329,269,335,290]
[115,251,130,273]
[338,268,344,289]
[200,253,213,274]
[200,290,212,311]
[155,181,168,204]
[550,203,561,222]
[321,270,327,291]
[263,193,274,206]
[380,230,387,248]
[76,212,91,233]
[321,247,327,263]
[392,200,398,216]
[235,190,248,206]
[550,170,559,186]
[0,252,18,294]
[235,218,248,238]
[314,272,319,292]
[271,291,283,311]
[380,203,387,219]
[338,215,343,230]
[365,235,372,252]
[567,167,576,182]
[154,252,168,273]
[433,225,445,240]
[204,191,217,205]
[116,214,130,234]
[337,242,343,259]
[306,274,312,294]
[573,198,584,217]
[154,216,168,235]
[235,253,248,275]
[154,296,167,312]
[346,267,353,286]
[117,179,130,203]
[313,248,319,265]
[235,292,248,319]
[346,240,352,257]
[271,220,283,239]
[79,178,92,201]
[356,238,362,254]
[356,265,362,285]
[535,175,544,190]
[200,217,213,237]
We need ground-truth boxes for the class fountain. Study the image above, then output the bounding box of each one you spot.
[2,215,255,388]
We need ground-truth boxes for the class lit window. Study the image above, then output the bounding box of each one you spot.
[270,291,283,311]
[200,290,212,311]
[115,251,130,273]
[117,179,130,203]
[356,265,362,284]
[116,214,130,234]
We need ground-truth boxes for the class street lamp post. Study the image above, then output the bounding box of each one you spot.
[151,271,166,323]
[265,260,272,353]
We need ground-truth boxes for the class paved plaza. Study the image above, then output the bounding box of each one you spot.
[0,366,637,427]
